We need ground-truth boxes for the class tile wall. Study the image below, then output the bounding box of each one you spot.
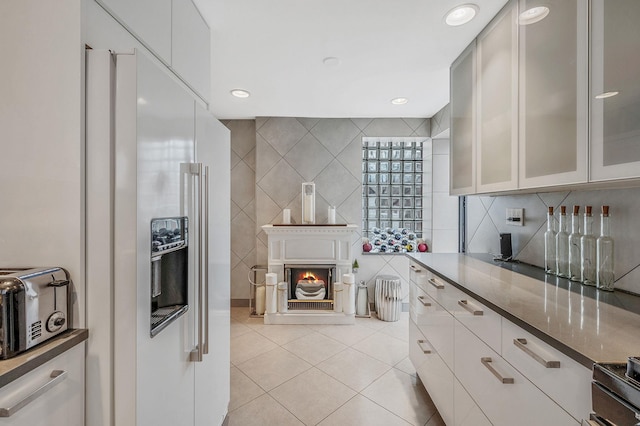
[227,117,431,302]
[224,120,258,300]
[466,187,640,295]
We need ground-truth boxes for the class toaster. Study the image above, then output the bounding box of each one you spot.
[0,267,70,359]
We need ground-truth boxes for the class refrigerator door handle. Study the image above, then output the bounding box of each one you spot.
[203,165,210,356]
[184,162,204,363]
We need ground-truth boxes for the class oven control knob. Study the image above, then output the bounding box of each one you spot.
[46,311,66,332]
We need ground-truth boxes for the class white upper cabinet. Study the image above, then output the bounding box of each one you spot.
[476,2,519,193]
[590,0,640,181]
[172,0,211,102]
[518,0,588,189]
[96,0,172,63]
[450,41,476,196]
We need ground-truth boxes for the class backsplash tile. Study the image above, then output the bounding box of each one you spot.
[466,187,640,295]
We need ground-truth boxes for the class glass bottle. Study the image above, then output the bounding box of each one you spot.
[580,206,597,286]
[568,205,582,281]
[544,206,557,275]
[597,205,614,291]
[556,206,570,278]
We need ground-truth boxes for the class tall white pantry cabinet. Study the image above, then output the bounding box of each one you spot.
[0,0,230,425]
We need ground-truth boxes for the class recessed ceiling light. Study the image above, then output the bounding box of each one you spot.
[230,89,250,98]
[595,91,619,99]
[322,57,341,67]
[518,6,550,25]
[391,97,409,105]
[445,4,479,26]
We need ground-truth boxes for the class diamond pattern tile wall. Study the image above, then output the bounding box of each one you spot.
[226,117,431,303]
[225,120,258,299]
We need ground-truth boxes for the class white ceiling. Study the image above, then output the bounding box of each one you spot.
[193,0,509,120]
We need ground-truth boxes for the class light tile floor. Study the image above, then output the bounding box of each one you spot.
[228,307,445,426]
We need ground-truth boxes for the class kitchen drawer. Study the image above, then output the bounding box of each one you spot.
[422,272,502,354]
[453,377,491,426]
[454,322,578,426]
[501,318,591,422]
[409,262,428,288]
[449,289,502,354]
[411,286,454,371]
[0,343,84,426]
[418,268,459,307]
[409,320,454,426]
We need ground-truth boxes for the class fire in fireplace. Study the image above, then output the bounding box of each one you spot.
[285,265,336,301]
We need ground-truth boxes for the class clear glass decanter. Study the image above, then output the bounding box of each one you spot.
[580,206,597,286]
[597,205,614,291]
[556,206,570,278]
[568,205,582,281]
[544,206,557,275]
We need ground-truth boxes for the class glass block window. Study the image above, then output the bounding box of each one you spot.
[362,137,424,245]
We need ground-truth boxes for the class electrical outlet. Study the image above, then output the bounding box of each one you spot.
[506,208,524,226]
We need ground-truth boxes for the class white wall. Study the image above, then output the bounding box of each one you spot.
[431,138,459,252]
[0,0,85,325]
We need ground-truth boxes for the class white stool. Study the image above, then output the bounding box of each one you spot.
[374,275,401,321]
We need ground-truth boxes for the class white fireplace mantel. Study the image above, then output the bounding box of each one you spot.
[261,224,358,324]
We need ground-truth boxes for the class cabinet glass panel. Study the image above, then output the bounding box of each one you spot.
[519,0,588,185]
[477,2,518,190]
[590,0,640,180]
[450,41,476,194]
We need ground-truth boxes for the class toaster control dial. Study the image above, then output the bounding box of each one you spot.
[46,311,66,332]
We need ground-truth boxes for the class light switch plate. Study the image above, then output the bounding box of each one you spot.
[506,208,524,226]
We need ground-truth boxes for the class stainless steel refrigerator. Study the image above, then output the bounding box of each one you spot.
[85,49,230,426]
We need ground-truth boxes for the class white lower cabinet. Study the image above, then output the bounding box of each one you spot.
[455,322,577,426]
[409,262,586,425]
[409,320,454,425]
[501,319,591,422]
[453,378,491,426]
[412,285,455,370]
[0,344,84,426]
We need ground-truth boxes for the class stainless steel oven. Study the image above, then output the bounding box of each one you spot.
[591,360,640,425]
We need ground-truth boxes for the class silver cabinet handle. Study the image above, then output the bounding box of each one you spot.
[417,296,431,307]
[417,340,432,354]
[0,370,67,417]
[458,300,483,316]
[481,357,514,384]
[428,278,444,289]
[513,338,560,368]
[203,165,210,356]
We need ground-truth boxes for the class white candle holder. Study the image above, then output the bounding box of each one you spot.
[328,206,336,224]
[301,182,316,224]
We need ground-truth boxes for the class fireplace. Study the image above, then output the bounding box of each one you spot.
[262,224,357,324]
[286,265,335,309]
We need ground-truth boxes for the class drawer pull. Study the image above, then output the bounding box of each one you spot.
[428,278,444,289]
[417,296,431,307]
[417,339,432,354]
[481,357,514,384]
[513,338,560,368]
[410,265,422,273]
[0,370,67,417]
[458,299,483,316]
